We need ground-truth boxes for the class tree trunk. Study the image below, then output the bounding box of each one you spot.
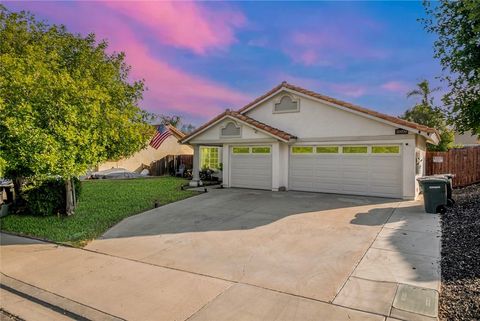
[65,178,75,216]
[12,177,24,203]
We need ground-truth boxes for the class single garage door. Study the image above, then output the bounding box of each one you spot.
[230,146,272,190]
[289,145,402,198]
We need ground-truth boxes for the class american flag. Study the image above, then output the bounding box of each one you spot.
[149,125,172,149]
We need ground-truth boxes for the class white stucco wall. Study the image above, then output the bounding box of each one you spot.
[245,92,400,139]
[98,135,193,172]
[414,135,428,198]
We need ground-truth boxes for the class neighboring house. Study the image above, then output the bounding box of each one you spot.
[181,82,440,199]
[454,131,479,146]
[97,124,193,172]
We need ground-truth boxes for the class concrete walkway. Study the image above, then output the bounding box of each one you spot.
[0,189,441,321]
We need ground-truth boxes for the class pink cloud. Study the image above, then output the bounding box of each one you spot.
[285,20,388,67]
[381,81,409,93]
[329,84,368,98]
[21,2,250,120]
[104,2,246,55]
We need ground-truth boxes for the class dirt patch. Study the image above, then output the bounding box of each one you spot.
[439,184,480,321]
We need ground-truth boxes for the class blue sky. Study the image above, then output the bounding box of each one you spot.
[6,1,443,125]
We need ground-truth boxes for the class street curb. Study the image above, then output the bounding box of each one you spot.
[0,274,125,321]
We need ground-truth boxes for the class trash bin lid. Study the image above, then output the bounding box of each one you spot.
[432,174,455,179]
[417,176,448,183]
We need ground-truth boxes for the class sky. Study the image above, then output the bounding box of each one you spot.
[5,1,444,126]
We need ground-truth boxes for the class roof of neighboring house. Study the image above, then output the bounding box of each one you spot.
[166,124,186,139]
[238,81,439,135]
[180,110,296,143]
[151,123,186,139]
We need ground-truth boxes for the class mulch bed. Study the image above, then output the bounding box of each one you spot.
[439,183,480,321]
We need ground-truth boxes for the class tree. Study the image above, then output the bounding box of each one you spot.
[406,79,440,107]
[401,80,454,151]
[156,114,196,134]
[0,7,154,214]
[157,115,181,128]
[422,0,480,135]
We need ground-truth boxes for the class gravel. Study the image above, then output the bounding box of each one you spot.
[439,183,480,321]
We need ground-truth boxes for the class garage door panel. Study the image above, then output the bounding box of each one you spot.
[289,145,403,198]
[230,147,272,190]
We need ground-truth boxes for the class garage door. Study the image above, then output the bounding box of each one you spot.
[230,146,272,190]
[289,145,402,198]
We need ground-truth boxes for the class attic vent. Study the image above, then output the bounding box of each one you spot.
[274,95,299,113]
[221,122,241,137]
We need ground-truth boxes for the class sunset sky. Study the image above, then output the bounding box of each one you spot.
[6,1,443,125]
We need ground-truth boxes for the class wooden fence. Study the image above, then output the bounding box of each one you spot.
[150,154,193,176]
[426,146,480,187]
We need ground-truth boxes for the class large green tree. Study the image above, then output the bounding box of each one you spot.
[0,7,154,214]
[423,0,480,135]
[401,80,454,152]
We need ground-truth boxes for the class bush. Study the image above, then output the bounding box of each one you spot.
[21,177,82,216]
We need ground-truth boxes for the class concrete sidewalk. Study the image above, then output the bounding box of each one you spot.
[0,193,441,321]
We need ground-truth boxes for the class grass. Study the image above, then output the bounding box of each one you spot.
[0,177,197,246]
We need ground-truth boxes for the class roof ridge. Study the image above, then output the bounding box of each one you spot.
[237,81,438,135]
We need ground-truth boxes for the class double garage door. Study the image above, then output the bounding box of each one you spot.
[229,144,403,198]
[230,146,272,190]
[289,145,403,198]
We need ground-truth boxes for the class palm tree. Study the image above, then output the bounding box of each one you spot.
[406,79,441,106]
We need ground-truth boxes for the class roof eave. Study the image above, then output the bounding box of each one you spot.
[180,114,293,144]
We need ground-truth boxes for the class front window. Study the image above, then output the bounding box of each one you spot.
[200,147,220,170]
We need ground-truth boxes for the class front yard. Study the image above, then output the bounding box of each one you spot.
[439,183,480,321]
[0,177,196,246]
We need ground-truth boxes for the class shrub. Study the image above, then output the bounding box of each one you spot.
[21,177,82,216]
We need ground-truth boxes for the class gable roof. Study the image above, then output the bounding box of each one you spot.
[180,110,296,143]
[166,124,186,139]
[238,82,439,137]
[151,124,186,139]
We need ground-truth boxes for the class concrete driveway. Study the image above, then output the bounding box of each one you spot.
[87,188,400,302]
[1,188,441,321]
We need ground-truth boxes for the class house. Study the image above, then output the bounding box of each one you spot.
[97,124,193,173]
[454,131,479,147]
[180,82,440,199]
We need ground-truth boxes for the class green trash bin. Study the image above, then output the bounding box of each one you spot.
[417,177,448,214]
[432,174,455,206]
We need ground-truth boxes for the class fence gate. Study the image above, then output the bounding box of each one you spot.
[426,146,480,187]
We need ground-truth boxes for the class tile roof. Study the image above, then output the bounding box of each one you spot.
[180,110,296,143]
[238,81,439,135]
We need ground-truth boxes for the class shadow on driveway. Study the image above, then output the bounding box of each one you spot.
[100,188,399,239]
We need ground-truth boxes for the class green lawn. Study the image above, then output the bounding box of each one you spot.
[0,177,196,246]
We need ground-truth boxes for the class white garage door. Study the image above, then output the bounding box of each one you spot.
[230,146,272,190]
[289,145,402,198]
